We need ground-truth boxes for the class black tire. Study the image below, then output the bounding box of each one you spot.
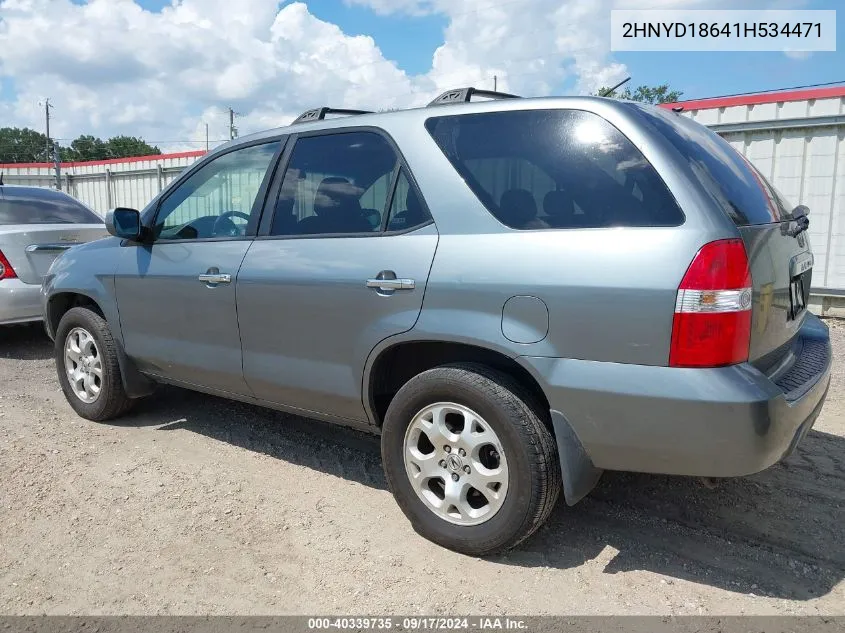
[381,363,561,556]
[55,307,135,421]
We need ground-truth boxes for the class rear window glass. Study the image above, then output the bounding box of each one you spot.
[425,109,684,229]
[632,104,791,226]
[0,189,101,225]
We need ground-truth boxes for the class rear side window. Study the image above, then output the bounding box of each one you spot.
[425,109,683,230]
[632,105,790,225]
[270,132,398,236]
[0,190,101,225]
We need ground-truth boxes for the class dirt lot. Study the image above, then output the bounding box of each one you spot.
[0,322,844,616]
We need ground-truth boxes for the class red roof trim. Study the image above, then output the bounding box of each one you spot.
[0,149,206,170]
[660,85,845,111]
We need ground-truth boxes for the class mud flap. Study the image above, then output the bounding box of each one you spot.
[550,409,603,505]
[114,338,157,398]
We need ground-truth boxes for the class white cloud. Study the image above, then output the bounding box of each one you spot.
[0,0,787,154]
[0,0,423,151]
[784,50,813,61]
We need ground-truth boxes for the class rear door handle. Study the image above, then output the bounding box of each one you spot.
[366,278,415,291]
[198,273,231,284]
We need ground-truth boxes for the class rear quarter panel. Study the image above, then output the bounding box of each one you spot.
[377,99,741,366]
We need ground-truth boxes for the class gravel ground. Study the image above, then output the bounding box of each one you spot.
[0,321,843,615]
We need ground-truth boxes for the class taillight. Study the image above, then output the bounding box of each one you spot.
[669,239,752,368]
[0,249,16,280]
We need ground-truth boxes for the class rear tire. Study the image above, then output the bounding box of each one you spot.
[381,363,561,556]
[55,307,135,421]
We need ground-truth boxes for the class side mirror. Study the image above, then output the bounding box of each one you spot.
[105,207,142,240]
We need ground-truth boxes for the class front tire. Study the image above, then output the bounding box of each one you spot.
[55,307,134,421]
[381,363,561,556]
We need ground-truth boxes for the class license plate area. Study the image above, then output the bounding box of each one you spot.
[788,271,810,320]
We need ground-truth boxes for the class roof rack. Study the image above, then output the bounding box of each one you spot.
[292,107,374,124]
[428,87,521,107]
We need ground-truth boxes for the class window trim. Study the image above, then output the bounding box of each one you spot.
[256,125,435,240]
[146,136,287,245]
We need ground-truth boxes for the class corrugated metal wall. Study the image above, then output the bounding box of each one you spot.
[682,95,845,293]
[0,152,204,216]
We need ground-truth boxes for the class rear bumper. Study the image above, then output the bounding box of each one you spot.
[520,314,832,478]
[0,278,43,325]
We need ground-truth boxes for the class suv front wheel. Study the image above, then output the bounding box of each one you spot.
[381,363,561,556]
[55,306,135,421]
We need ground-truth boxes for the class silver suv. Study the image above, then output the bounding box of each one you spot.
[42,89,832,555]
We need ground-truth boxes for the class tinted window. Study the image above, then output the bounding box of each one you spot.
[386,170,431,231]
[425,109,683,230]
[633,104,789,225]
[0,189,101,225]
[270,132,398,236]
[154,141,280,241]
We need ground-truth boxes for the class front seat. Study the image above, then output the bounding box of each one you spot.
[299,177,371,234]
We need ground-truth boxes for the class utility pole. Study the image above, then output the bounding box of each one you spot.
[205,122,209,152]
[44,98,53,162]
[53,141,62,191]
[494,75,497,92]
[228,108,238,140]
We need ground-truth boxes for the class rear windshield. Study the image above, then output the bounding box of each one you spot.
[631,104,792,226]
[0,190,101,225]
[425,109,684,230]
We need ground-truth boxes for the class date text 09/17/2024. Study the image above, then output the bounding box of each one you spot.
[307,617,528,631]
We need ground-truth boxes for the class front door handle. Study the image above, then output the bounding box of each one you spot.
[366,278,415,291]
[198,272,231,285]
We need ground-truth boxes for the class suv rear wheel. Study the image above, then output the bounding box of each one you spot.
[381,363,561,555]
[55,306,135,421]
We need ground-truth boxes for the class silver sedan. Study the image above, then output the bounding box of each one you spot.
[0,185,106,325]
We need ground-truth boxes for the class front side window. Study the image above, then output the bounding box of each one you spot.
[154,141,280,241]
[425,109,684,230]
[270,132,398,236]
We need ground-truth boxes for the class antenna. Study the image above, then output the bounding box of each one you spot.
[599,77,631,98]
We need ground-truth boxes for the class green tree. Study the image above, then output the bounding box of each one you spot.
[596,83,683,104]
[104,136,161,159]
[62,135,160,162]
[63,135,109,161]
[0,127,162,163]
[0,127,51,163]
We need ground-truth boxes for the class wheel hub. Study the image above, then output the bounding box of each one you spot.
[64,327,103,404]
[403,402,508,526]
[445,453,463,473]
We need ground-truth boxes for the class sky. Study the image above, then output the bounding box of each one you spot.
[0,0,842,153]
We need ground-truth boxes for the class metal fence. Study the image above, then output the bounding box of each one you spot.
[0,151,205,215]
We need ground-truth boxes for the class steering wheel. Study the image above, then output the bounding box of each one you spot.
[213,211,251,237]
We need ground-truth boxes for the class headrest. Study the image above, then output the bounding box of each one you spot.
[543,190,574,218]
[498,188,537,227]
[314,177,361,217]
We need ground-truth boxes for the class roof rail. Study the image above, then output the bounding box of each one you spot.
[428,87,521,107]
[292,107,374,124]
